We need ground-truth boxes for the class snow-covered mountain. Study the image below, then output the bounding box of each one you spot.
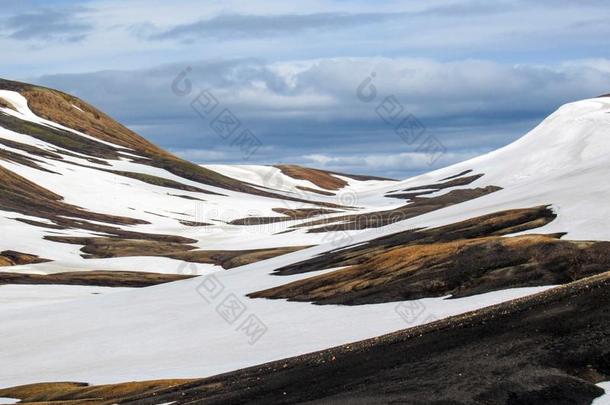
[0,78,609,404]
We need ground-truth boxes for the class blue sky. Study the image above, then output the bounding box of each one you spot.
[2,0,610,178]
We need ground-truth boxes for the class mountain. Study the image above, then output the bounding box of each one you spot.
[0,79,609,404]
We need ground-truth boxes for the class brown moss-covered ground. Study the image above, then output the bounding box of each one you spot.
[277,205,557,276]
[0,96,17,111]
[41,236,308,269]
[0,250,49,266]
[0,270,194,288]
[297,186,501,232]
[296,185,336,196]
[170,245,310,269]
[386,172,483,200]
[274,164,355,190]
[247,205,610,304]
[0,379,196,405]
[251,234,610,304]
[229,207,340,225]
[274,165,394,190]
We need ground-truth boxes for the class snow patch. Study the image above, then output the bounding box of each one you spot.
[593,382,610,405]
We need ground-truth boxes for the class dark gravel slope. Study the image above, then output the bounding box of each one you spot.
[118,272,610,405]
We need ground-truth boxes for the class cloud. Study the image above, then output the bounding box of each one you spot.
[144,12,402,42]
[34,57,610,178]
[418,1,517,17]
[3,7,93,43]
[302,151,477,172]
[0,2,609,178]
[2,1,610,80]
[171,149,229,162]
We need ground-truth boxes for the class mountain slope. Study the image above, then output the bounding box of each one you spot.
[141,272,610,405]
[0,79,609,403]
[0,79,398,278]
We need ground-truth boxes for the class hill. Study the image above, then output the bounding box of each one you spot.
[0,79,609,404]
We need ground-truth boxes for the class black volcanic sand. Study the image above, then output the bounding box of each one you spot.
[116,272,610,405]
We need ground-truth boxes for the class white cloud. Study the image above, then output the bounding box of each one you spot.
[2,1,610,78]
[303,151,478,172]
[188,57,610,120]
[561,59,610,75]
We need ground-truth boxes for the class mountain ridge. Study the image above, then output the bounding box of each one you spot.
[0,79,609,403]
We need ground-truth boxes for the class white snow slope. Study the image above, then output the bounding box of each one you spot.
[0,87,609,388]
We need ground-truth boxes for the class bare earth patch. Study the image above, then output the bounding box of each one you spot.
[274,164,349,190]
[0,270,195,288]
[298,186,502,232]
[247,205,610,304]
[275,205,558,276]
[0,379,196,405]
[386,172,483,200]
[0,96,17,111]
[41,237,309,269]
[230,207,340,225]
[0,250,49,266]
[251,234,610,304]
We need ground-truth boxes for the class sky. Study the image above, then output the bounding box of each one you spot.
[1,0,610,178]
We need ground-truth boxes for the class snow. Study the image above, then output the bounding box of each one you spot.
[205,164,329,194]
[71,104,85,113]
[0,90,39,120]
[369,97,610,241]
[204,164,396,196]
[0,88,609,389]
[0,244,552,387]
[0,284,133,311]
[594,382,610,405]
[0,398,18,405]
